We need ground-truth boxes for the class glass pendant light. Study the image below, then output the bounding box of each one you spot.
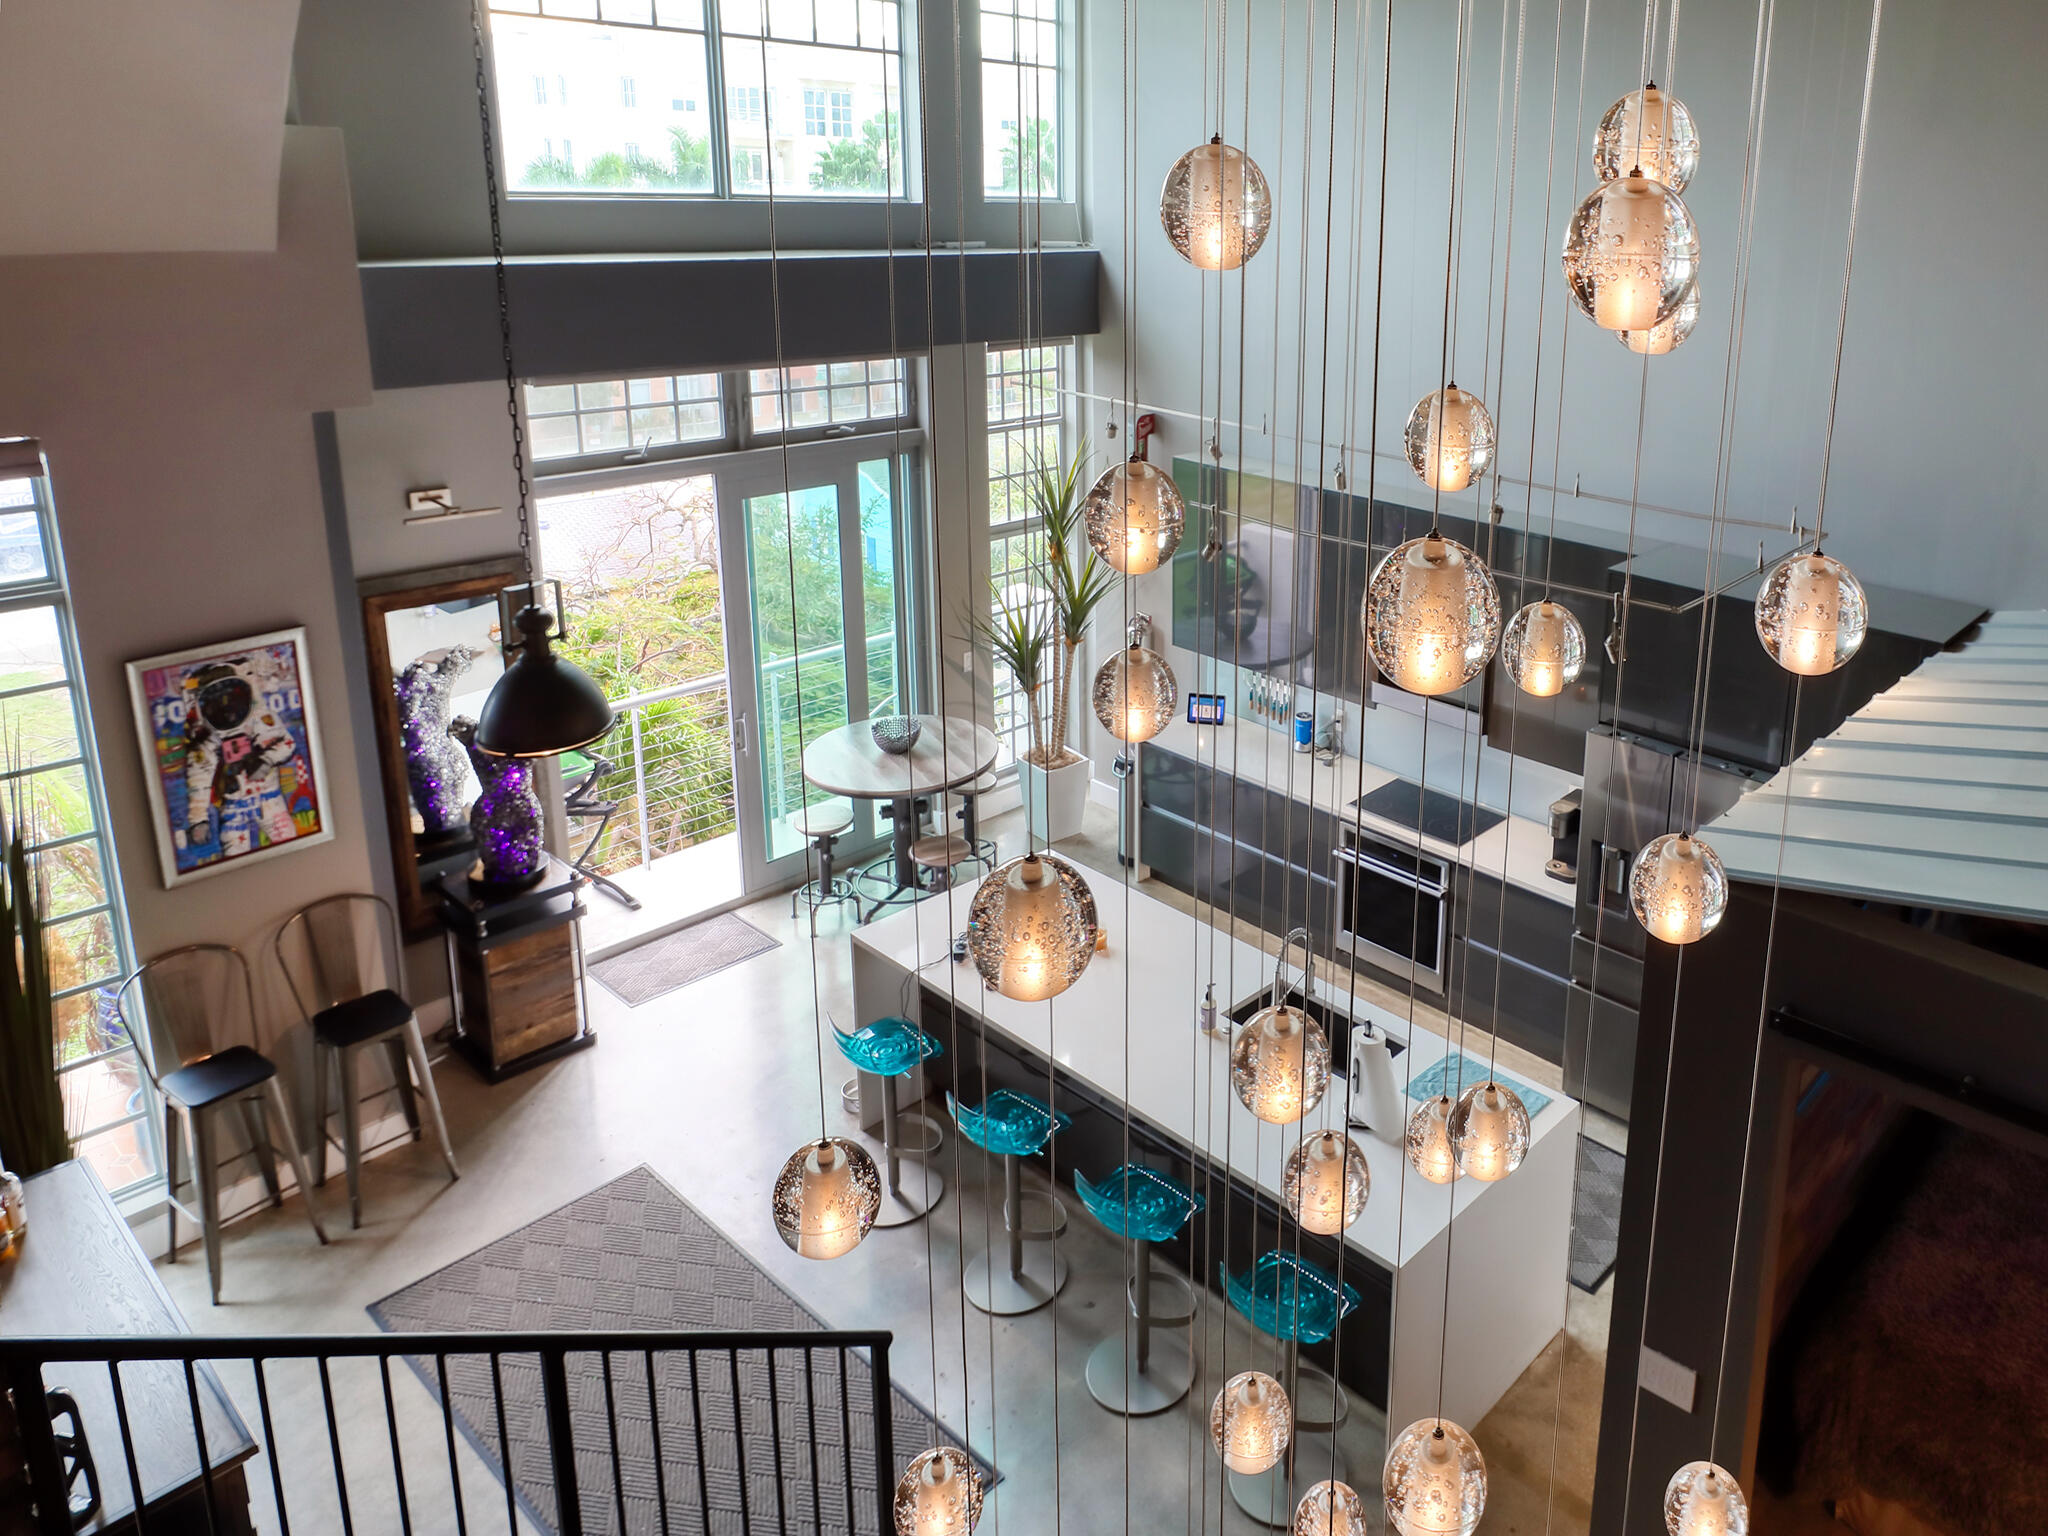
[772,1137,881,1259]
[1450,1081,1530,1182]
[1092,614,1178,743]
[1160,136,1274,270]
[1617,278,1702,355]
[1560,171,1701,332]
[966,852,1099,1001]
[1361,535,1503,697]
[1500,600,1586,698]
[1405,1094,1459,1184]
[1083,458,1186,575]
[1664,1461,1749,1536]
[1293,1479,1369,1536]
[1629,832,1729,945]
[1593,83,1701,192]
[1403,385,1496,494]
[894,1446,986,1536]
[1383,1418,1487,1536]
[1754,550,1868,675]
[1231,1001,1331,1125]
[1283,1130,1371,1234]
[1211,1370,1291,1473]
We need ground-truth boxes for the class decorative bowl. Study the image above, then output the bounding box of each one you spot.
[871,715,922,755]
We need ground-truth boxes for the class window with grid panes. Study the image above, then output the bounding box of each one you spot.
[981,0,1061,196]
[0,455,146,1196]
[985,344,1068,765]
[747,358,910,438]
[487,0,909,198]
[525,374,725,461]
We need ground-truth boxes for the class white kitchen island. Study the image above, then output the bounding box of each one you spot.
[852,876,1579,1434]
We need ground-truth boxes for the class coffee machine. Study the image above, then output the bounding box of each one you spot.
[1546,788,1581,884]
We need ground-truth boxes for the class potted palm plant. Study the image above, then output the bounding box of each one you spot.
[0,789,69,1182]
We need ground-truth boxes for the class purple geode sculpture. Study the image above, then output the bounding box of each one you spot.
[396,645,477,836]
[449,715,546,890]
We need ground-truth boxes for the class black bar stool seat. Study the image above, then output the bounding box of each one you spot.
[159,1045,277,1110]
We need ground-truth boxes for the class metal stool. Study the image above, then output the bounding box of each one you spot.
[118,945,328,1304]
[788,799,858,933]
[909,831,978,891]
[953,772,1001,868]
[833,1016,944,1226]
[564,750,640,910]
[1076,1165,1205,1414]
[275,893,460,1229]
[949,1088,1070,1315]
[1219,1249,1360,1526]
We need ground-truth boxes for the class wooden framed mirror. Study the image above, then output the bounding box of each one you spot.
[359,557,523,939]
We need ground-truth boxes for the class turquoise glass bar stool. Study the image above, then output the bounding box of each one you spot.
[948,1088,1071,1316]
[1076,1165,1205,1415]
[1219,1249,1361,1527]
[833,1017,944,1226]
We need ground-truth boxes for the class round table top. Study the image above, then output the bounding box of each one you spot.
[802,715,1002,799]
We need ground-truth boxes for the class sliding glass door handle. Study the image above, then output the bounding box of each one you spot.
[733,712,751,758]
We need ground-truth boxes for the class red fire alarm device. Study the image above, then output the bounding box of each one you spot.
[1133,413,1158,461]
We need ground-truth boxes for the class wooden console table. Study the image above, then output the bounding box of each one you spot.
[437,853,595,1082]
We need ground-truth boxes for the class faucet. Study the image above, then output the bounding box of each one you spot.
[1275,925,1316,1004]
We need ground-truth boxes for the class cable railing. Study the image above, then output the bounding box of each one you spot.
[0,1329,898,1536]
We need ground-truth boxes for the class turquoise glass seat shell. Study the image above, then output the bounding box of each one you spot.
[1076,1164,1206,1242]
[832,1016,941,1078]
[1220,1250,1360,1346]
[947,1088,1069,1157]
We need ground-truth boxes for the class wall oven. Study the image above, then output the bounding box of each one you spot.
[1333,827,1450,994]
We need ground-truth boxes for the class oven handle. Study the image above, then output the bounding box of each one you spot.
[1333,843,1449,897]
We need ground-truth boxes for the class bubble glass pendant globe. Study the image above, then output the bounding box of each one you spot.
[1560,172,1700,333]
[966,852,1100,1001]
[1501,600,1586,698]
[1294,1479,1369,1536]
[1406,1094,1458,1184]
[1450,1081,1530,1182]
[1618,277,1702,354]
[1161,137,1274,270]
[1283,1130,1371,1233]
[1403,385,1496,494]
[1082,458,1186,575]
[1755,551,1868,676]
[894,1446,986,1536]
[772,1137,882,1259]
[1630,832,1728,945]
[1383,1418,1486,1536]
[1211,1369,1291,1473]
[1093,642,1178,744]
[1231,1002,1331,1125]
[1593,84,1701,192]
[1362,536,1502,696]
[1664,1461,1749,1536]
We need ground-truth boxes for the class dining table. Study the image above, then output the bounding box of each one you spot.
[801,714,1000,916]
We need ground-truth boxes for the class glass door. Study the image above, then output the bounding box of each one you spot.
[718,443,912,891]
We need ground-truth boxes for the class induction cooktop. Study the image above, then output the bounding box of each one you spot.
[1351,779,1506,845]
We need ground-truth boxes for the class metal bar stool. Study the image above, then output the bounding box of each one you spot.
[908,831,979,891]
[948,1088,1070,1315]
[275,892,459,1228]
[1219,1249,1360,1526]
[832,1016,944,1225]
[952,772,1001,868]
[787,799,858,933]
[1076,1164,1205,1414]
[118,945,328,1304]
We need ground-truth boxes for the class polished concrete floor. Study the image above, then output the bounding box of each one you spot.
[151,800,1611,1535]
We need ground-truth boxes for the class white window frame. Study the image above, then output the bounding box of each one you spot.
[984,342,1073,768]
[979,0,1069,202]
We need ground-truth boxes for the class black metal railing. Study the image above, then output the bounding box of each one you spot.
[1,1329,896,1536]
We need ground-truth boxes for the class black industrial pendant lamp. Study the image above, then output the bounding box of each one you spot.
[467,0,612,759]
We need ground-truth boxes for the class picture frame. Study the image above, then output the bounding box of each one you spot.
[125,626,334,888]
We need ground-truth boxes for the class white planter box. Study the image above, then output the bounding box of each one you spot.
[1019,753,1092,845]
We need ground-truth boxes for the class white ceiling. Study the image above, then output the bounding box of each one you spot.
[0,0,301,254]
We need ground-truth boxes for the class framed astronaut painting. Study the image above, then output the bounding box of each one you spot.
[125,627,334,886]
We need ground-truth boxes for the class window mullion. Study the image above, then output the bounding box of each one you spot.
[703,0,733,198]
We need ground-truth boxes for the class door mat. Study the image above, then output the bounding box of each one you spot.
[370,1164,995,1535]
[590,914,780,1007]
[1571,1137,1627,1293]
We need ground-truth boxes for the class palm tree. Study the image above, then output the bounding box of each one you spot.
[1000,119,1057,195]
[810,112,901,193]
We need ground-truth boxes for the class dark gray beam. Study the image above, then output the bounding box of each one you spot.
[361,247,1102,390]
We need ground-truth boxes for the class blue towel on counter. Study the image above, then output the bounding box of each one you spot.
[1405,1051,1554,1119]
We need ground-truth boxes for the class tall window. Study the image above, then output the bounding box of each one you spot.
[986,344,1068,763]
[488,0,909,198]
[0,451,143,1195]
[981,0,1060,196]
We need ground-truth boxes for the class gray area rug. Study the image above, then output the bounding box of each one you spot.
[591,914,780,1007]
[370,1165,994,1535]
[1571,1137,1627,1293]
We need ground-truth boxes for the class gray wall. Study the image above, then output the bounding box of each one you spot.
[1080,0,2048,611]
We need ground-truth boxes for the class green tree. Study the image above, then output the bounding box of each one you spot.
[669,127,712,189]
[1000,118,1057,195]
[522,153,582,188]
[809,112,902,193]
